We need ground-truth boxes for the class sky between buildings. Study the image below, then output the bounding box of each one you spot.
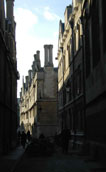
[14,0,72,97]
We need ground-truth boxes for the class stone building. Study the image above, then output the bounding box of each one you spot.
[57,0,106,159]
[0,0,19,154]
[82,0,106,160]
[20,45,58,138]
[57,1,85,147]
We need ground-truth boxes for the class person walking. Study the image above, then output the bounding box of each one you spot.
[21,131,26,149]
[27,130,31,143]
[17,131,21,146]
[62,129,70,154]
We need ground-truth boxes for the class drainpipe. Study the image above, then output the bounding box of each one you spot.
[60,47,64,131]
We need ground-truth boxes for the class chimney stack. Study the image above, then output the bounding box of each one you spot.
[6,0,15,33]
[28,70,32,85]
[25,76,28,90]
[49,45,53,66]
[44,44,53,67]
[6,0,14,21]
[36,51,41,69]
[44,45,48,66]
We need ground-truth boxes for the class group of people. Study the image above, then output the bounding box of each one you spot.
[17,130,31,149]
[17,129,71,153]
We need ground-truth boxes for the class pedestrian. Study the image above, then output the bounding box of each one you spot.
[21,131,26,149]
[61,129,70,154]
[17,131,21,145]
[27,130,31,143]
[39,133,45,140]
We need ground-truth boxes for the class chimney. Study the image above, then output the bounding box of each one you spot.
[30,70,33,79]
[22,76,25,95]
[0,0,5,31]
[36,51,41,69]
[34,54,37,61]
[72,0,82,9]
[6,0,15,33]
[20,91,22,99]
[32,61,36,78]
[72,0,77,8]
[6,0,14,21]
[36,50,40,60]
[49,44,53,66]
[33,56,38,71]
[44,45,49,67]
[25,76,28,90]
[28,70,32,85]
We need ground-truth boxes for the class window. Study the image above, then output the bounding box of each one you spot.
[76,110,84,131]
[85,20,91,78]
[63,87,66,105]
[63,55,66,72]
[69,84,72,101]
[74,67,82,97]
[78,24,81,48]
[67,45,71,64]
[26,113,28,119]
[102,0,106,53]
[77,69,81,95]
[76,25,79,51]
[74,32,76,54]
[92,0,100,68]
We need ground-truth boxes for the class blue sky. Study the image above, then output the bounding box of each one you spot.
[14,0,72,97]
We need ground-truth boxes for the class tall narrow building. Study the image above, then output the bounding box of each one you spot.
[0,0,19,155]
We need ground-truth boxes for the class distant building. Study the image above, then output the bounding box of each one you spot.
[0,0,19,154]
[20,45,58,138]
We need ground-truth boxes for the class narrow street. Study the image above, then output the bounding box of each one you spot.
[1,1,106,171]
[13,146,106,172]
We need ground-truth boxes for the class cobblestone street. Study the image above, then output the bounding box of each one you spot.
[13,147,106,172]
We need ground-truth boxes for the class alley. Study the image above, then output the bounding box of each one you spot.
[0,0,106,170]
[13,146,106,172]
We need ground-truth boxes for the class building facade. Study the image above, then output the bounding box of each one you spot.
[57,0,106,159]
[0,0,19,154]
[57,1,85,148]
[83,0,106,159]
[20,45,58,138]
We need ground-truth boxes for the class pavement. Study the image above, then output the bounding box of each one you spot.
[0,144,106,172]
[0,145,25,172]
